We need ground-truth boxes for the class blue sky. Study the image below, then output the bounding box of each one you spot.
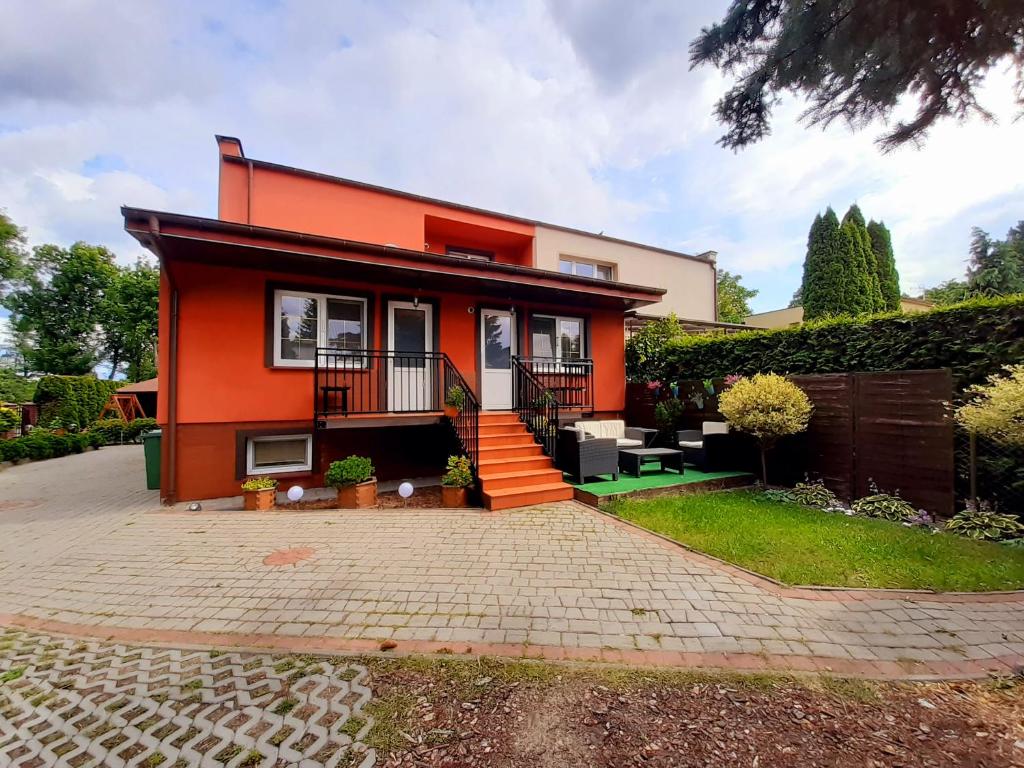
[1,0,1021,322]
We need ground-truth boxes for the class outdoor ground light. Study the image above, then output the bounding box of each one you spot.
[398,482,414,499]
[287,485,304,502]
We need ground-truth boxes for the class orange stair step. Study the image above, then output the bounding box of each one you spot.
[483,482,575,510]
[479,432,537,447]
[478,444,543,459]
[477,455,554,473]
[478,468,564,491]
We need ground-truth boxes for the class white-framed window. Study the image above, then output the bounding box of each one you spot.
[274,289,367,367]
[558,257,614,280]
[246,434,313,475]
[531,314,584,361]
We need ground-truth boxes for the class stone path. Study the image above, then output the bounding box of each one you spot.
[1,447,1023,678]
[0,626,375,767]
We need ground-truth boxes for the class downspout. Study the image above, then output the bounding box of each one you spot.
[148,216,179,505]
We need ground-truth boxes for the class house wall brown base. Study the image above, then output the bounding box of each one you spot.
[165,421,455,502]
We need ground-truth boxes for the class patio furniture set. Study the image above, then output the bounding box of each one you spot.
[556,419,734,484]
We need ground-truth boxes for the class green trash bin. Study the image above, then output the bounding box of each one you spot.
[142,429,162,491]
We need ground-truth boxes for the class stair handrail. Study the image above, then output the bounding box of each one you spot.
[512,356,560,459]
[441,353,480,473]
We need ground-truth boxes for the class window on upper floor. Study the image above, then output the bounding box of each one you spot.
[558,257,614,280]
[274,289,367,367]
[446,245,496,262]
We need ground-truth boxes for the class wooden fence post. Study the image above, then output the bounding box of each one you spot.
[969,430,978,510]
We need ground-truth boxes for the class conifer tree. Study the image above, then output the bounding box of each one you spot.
[840,206,879,313]
[867,220,901,311]
[802,208,848,320]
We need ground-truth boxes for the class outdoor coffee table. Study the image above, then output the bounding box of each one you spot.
[618,447,685,478]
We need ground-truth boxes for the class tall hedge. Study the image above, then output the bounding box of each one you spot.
[33,375,118,429]
[630,296,1024,393]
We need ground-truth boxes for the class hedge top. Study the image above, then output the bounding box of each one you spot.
[628,295,1024,392]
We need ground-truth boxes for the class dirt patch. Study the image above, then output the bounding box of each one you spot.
[366,658,1024,767]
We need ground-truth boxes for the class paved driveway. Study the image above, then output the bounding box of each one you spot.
[1,447,1022,678]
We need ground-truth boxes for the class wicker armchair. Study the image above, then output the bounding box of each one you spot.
[556,428,619,484]
[676,422,735,472]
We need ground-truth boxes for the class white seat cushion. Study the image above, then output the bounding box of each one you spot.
[678,440,703,449]
[616,438,643,448]
[575,420,626,440]
[703,421,728,436]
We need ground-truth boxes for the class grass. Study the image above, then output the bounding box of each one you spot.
[605,489,1024,592]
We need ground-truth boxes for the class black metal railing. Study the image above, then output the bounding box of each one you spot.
[512,357,560,459]
[443,360,480,471]
[513,356,594,412]
[314,348,480,470]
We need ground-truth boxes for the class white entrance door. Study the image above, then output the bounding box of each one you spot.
[387,300,433,411]
[480,308,515,410]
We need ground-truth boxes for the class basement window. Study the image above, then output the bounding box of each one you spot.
[246,434,312,475]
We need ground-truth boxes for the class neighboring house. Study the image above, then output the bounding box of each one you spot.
[123,136,715,508]
[744,298,935,329]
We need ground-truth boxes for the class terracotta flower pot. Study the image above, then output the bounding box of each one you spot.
[337,478,377,508]
[444,405,460,420]
[441,485,468,508]
[243,487,276,511]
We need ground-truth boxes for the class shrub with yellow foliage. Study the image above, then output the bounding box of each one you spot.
[718,373,813,484]
[955,364,1024,446]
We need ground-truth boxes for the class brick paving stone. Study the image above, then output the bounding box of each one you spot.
[0,626,375,767]
[0,447,1023,678]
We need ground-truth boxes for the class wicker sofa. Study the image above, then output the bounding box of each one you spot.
[573,419,652,448]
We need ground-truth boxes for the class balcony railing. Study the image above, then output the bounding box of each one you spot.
[512,357,594,413]
[314,348,479,469]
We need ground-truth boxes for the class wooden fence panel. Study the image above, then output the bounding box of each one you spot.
[625,368,955,515]
[853,369,954,517]
[790,374,855,501]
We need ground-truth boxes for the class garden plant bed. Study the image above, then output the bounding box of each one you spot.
[604,489,1024,592]
[276,486,481,511]
[366,656,1024,767]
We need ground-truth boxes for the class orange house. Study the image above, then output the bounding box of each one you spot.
[123,136,675,509]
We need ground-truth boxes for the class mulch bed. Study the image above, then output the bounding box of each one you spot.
[367,660,1024,767]
[276,487,479,510]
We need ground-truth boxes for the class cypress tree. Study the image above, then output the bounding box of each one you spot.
[842,205,882,313]
[803,208,847,320]
[867,220,901,310]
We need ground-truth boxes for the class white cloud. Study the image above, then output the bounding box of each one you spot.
[0,0,1018,309]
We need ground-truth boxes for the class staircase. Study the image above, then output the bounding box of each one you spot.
[477,412,574,510]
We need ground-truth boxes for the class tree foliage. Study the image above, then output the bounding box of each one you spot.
[33,375,119,430]
[867,220,901,311]
[716,269,759,323]
[718,373,812,483]
[0,211,27,297]
[690,0,1024,151]
[802,205,900,319]
[967,224,1024,296]
[627,295,1024,394]
[922,278,974,306]
[625,313,687,383]
[101,260,159,381]
[0,369,35,403]
[956,364,1024,446]
[3,242,117,375]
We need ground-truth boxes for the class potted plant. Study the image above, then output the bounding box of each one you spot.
[327,455,377,508]
[444,385,465,419]
[241,476,278,511]
[440,455,473,507]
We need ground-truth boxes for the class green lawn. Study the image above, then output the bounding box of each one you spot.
[605,490,1024,592]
